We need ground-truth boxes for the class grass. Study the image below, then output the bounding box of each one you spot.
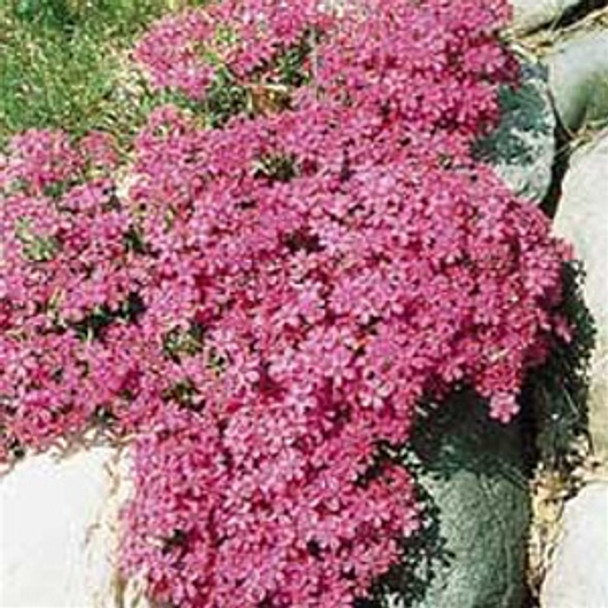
[0,0,205,146]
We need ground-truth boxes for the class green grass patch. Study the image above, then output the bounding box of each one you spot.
[0,0,204,145]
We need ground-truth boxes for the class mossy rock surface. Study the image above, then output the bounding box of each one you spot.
[410,398,531,608]
[364,395,532,608]
[411,426,531,607]
[476,54,556,204]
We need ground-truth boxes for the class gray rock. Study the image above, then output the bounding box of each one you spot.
[413,466,530,608]
[0,447,151,608]
[553,131,608,466]
[546,31,608,134]
[540,483,608,608]
[509,0,582,34]
[478,55,556,203]
[380,397,531,608]
[0,448,118,607]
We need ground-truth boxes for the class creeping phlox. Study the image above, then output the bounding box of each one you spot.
[0,1,572,606]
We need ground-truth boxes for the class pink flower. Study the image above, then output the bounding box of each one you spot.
[1,0,575,605]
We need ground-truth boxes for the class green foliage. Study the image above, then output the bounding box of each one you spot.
[0,1,204,143]
[253,153,297,182]
[69,292,146,342]
[202,68,249,128]
[163,325,205,361]
[15,218,60,262]
[525,261,596,469]
[273,35,313,87]
[13,0,81,29]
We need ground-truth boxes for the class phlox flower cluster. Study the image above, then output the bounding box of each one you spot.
[1,1,572,606]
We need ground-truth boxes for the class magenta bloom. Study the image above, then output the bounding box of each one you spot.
[1,1,573,605]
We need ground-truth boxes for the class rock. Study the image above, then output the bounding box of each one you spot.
[0,448,114,607]
[546,30,608,134]
[478,54,556,203]
[377,396,532,608]
[553,131,608,466]
[540,483,608,607]
[0,446,148,608]
[509,0,582,34]
[412,466,530,608]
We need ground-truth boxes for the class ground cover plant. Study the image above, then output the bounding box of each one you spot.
[0,1,586,606]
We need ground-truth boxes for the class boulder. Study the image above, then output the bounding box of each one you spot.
[0,446,147,608]
[372,396,532,608]
[540,483,608,607]
[553,131,608,467]
[478,54,556,203]
[546,30,608,134]
[509,0,582,34]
